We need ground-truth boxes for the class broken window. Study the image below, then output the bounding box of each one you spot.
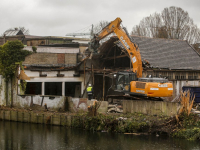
[188,72,199,80]
[25,82,42,95]
[188,72,193,79]
[45,82,62,96]
[161,71,167,78]
[65,82,81,97]
[153,72,160,78]
[175,72,186,80]
[194,72,199,79]
[180,72,186,80]
[168,72,173,80]
[175,72,180,80]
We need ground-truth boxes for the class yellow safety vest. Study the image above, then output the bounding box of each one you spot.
[87,86,93,93]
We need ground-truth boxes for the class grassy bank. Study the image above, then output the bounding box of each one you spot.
[71,112,200,140]
[171,113,200,140]
[71,112,172,134]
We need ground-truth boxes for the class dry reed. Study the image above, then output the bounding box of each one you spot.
[178,90,195,116]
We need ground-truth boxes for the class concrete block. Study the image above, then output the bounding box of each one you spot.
[131,101,135,113]
[44,115,51,124]
[0,111,3,120]
[78,98,88,111]
[23,112,30,122]
[17,112,23,122]
[30,112,37,123]
[141,101,147,114]
[66,115,71,127]
[52,115,61,125]
[60,115,67,126]
[123,100,127,113]
[98,101,108,113]
[4,111,11,120]
[37,114,44,124]
[123,100,179,116]
[11,111,17,121]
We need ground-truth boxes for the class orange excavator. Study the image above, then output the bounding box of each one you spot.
[90,18,173,98]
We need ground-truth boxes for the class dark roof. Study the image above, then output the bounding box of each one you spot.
[115,36,200,70]
[24,35,46,39]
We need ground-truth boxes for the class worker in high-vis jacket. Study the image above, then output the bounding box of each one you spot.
[87,84,93,100]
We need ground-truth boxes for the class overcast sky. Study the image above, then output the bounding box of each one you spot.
[0,0,200,37]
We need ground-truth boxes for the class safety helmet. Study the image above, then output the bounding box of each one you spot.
[89,84,91,86]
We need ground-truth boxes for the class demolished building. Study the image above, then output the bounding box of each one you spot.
[90,36,200,100]
[0,33,200,110]
[0,35,90,110]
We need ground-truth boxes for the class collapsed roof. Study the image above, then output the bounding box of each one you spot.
[97,36,200,70]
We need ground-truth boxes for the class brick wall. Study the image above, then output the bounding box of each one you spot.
[65,54,77,65]
[57,54,65,64]
[23,53,77,65]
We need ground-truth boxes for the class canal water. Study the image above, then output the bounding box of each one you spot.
[0,121,200,150]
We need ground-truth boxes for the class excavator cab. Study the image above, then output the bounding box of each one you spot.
[113,72,173,98]
[115,72,137,92]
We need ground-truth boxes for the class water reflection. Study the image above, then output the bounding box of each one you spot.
[0,121,200,150]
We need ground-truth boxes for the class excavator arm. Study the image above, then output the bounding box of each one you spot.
[92,17,143,78]
[91,17,173,98]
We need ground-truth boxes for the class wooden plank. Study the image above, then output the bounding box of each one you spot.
[103,54,127,60]
[41,96,44,106]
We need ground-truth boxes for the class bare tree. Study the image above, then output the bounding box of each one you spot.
[131,6,200,44]
[18,27,30,35]
[192,43,200,53]
[92,20,115,43]
[93,20,109,34]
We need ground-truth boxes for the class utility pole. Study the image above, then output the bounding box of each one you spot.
[3,34,6,44]
[90,24,94,39]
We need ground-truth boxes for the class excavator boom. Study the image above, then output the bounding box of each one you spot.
[91,17,173,98]
[93,18,143,78]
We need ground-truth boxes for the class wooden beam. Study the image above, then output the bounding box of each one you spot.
[103,54,128,60]
[103,67,105,101]
[100,46,115,68]
[114,47,116,67]
[92,65,94,86]
[84,60,85,85]
[81,74,92,98]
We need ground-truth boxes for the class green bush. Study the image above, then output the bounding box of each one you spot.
[173,128,200,140]
[0,40,32,81]
[32,46,37,53]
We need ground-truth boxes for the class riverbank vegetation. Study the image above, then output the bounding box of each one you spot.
[71,112,169,133]
[171,91,200,140]
[71,91,200,140]
[71,110,200,140]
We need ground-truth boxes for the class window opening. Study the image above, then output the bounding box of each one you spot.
[45,82,62,96]
[25,82,42,95]
[65,82,81,97]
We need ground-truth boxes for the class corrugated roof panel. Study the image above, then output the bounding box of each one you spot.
[4,30,20,36]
